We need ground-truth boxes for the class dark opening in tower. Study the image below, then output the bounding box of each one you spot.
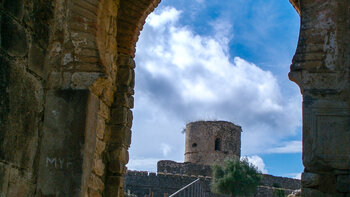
[215,138,221,151]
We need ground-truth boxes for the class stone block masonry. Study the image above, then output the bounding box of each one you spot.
[158,160,212,177]
[124,169,301,197]
[125,171,202,197]
[125,160,301,197]
[185,121,241,166]
[157,160,301,190]
[0,0,54,196]
[1,0,349,196]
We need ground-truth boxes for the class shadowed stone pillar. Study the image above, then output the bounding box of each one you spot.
[36,90,99,196]
[289,0,350,196]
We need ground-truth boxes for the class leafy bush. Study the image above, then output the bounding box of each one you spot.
[211,158,261,197]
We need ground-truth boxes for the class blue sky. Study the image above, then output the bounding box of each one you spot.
[127,0,303,179]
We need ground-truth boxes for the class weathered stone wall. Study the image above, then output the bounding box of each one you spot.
[125,171,202,197]
[0,0,54,195]
[158,160,213,177]
[2,0,350,196]
[1,0,122,196]
[256,186,296,197]
[260,174,301,190]
[185,121,241,165]
[157,160,301,190]
[105,0,161,195]
[124,170,300,197]
[1,0,160,196]
[289,0,350,196]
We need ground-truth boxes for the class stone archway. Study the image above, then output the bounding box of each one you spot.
[289,0,350,195]
[31,0,163,196]
[0,0,349,196]
[115,0,350,195]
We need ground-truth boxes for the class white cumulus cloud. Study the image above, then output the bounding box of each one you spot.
[243,155,268,174]
[147,7,181,28]
[128,6,302,171]
[267,141,302,154]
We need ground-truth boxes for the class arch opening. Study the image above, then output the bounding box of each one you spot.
[124,1,303,196]
[5,0,350,196]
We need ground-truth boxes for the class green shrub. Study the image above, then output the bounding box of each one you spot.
[211,158,262,197]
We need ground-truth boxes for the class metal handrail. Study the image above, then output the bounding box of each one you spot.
[169,178,199,197]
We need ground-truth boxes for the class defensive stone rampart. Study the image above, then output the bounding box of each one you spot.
[124,169,300,197]
[157,160,212,177]
[157,160,301,190]
[125,170,207,197]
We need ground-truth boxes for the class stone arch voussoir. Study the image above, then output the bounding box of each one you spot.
[104,1,161,196]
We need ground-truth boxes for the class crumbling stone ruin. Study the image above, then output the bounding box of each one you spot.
[124,121,300,197]
[125,160,301,197]
[184,121,241,166]
[0,0,349,196]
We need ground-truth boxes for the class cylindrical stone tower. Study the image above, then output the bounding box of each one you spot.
[184,121,242,165]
